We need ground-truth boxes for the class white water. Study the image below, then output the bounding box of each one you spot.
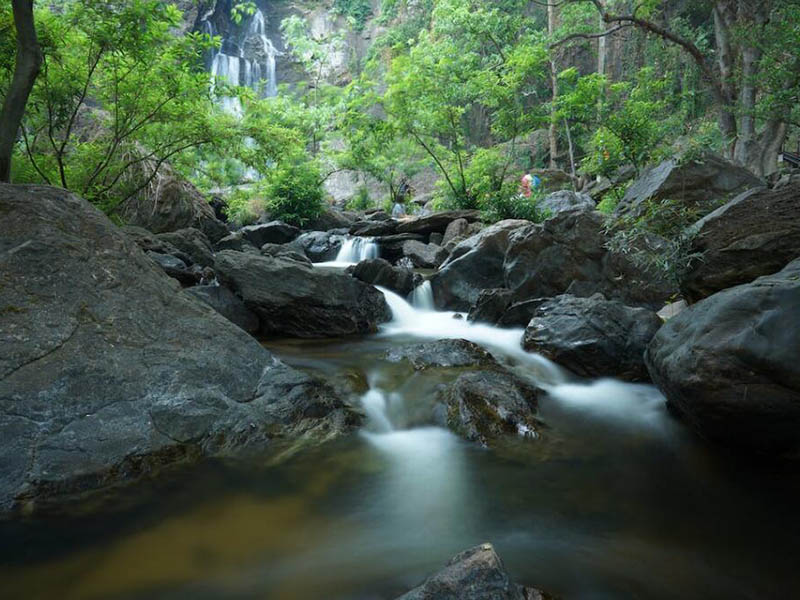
[205,8,282,116]
[373,287,670,427]
[410,280,435,310]
[315,237,379,268]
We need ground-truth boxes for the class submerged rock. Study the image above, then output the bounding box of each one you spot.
[214,250,391,337]
[523,294,662,381]
[680,183,800,303]
[396,543,550,600]
[437,370,541,447]
[386,339,497,370]
[348,258,420,297]
[646,258,800,455]
[0,184,359,516]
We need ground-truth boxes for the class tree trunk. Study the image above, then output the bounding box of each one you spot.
[547,2,559,169]
[712,1,739,158]
[0,0,42,183]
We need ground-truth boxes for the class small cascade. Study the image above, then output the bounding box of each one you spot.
[335,237,379,264]
[410,280,435,311]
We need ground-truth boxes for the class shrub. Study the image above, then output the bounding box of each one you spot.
[346,185,372,211]
[262,160,324,227]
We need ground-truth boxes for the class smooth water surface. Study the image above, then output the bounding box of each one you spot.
[2,293,799,600]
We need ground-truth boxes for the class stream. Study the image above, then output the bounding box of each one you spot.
[1,274,799,599]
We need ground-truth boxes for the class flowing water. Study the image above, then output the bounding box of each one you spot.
[315,237,380,268]
[2,289,799,600]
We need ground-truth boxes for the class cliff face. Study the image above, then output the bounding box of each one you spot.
[192,0,385,93]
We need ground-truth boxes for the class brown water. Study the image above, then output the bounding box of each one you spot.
[2,322,799,600]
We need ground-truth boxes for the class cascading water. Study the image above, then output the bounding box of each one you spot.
[314,237,379,267]
[204,7,283,116]
[410,280,435,310]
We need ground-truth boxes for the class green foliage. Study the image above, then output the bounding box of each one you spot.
[605,198,704,286]
[333,0,373,32]
[230,1,257,25]
[347,185,372,211]
[261,159,324,227]
[6,0,221,210]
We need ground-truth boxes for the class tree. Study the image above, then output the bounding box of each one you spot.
[0,0,42,182]
[553,0,798,174]
[12,0,219,209]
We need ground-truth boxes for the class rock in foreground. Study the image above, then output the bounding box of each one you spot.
[646,259,800,455]
[396,543,550,600]
[0,185,358,516]
[215,250,391,337]
[523,294,662,381]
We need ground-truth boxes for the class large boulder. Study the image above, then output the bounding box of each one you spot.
[214,231,260,254]
[350,219,398,237]
[396,543,548,600]
[432,212,672,312]
[185,285,259,334]
[396,210,481,235]
[680,183,800,303]
[523,294,662,381]
[241,220,300,247]
[437,370,541,447]
[442,218,469,246]
[402,240,449,269]
[0,185,358,516]
[375,233,427,263]
[146,251,202,286]
[347,258,421,297]
[615,153,764,219]
[645,259,800,455]
[289,231,344,262]
[122,225,193,265]
[467,288,514,325]
[386,339,497,370]
[115,173,228,242]
[214,250,391,338]
[430,220,530,310]
[538,190,595,216]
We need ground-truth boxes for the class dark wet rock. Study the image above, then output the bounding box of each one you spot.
[260,243,312,265]
[396,543,549,600]
[429,220,531,310]
[115,174,228,242]
[538,190,595,215]
[442,218,470,246]
[214,250,391,338]
[680,183,800,303]
[646,259,800,455]
[375,233,428,263]
[348,258,421,297]
[429,232,444,246]
[156,227,215,268]
[185,285,259,334]
[396,210,482,235]
[289,231,344,262]
[146,251,201,286]
[468,288,514,325]
[0,184,359,516]
[615,153,764,219]
[498,299,549,328]
[122,225,193,265]
[386,339,497,370]
[523,294,662,381]
[350,219,398,237]
[437,370,541,447]
[304,206,354,231]
[402,240,449,269]
[241,220,300,248]
[366,209,391,221]
[504,211,672,310]
[214,231,260,254]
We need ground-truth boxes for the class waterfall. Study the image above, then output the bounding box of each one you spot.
[203,7,282,112]
[335,237,379,263]
[410,280,435,310]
